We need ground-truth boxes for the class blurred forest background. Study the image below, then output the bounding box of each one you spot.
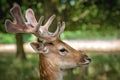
[0,0,120,80]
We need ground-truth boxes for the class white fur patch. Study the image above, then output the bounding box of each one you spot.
[59,61,77,69]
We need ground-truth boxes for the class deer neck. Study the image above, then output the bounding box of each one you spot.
[39,54,63,80]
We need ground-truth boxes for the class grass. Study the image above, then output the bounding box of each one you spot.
[0,53,39,80]
[87,53,120,80]
[0,53,120,80]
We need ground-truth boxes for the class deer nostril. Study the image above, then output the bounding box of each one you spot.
[87,58,91,62]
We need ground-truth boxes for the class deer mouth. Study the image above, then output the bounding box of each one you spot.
[60,58,91,70]
[78,58,91,66]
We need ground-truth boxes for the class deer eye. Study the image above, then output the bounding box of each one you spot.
[59,48,68,55]
[59,48,66,52]
[48,42,54,45]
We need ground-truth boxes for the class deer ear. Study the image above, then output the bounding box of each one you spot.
[30,42,49,54]
[30,42,40,52]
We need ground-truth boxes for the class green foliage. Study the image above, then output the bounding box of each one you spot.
[0,0,10,33]
[0,33,36,44]
[87,53,120,80]
[23,34,36,43]
[61,29,118,39]
[0,33,15,44]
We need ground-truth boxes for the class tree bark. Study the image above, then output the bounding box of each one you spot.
[15,33,26,60]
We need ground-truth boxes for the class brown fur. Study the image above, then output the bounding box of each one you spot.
[39,54,61,80]
[37,39,91,80]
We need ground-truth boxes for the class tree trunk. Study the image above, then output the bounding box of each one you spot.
[15,33,26,60]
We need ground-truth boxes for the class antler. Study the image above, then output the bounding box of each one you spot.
[5,4,65,42]
[5,4,35,33]
[26,9,65,41]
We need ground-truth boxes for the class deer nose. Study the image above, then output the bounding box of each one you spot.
[87,58,91,62]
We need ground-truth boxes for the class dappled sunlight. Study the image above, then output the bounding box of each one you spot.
[0,44,16,53]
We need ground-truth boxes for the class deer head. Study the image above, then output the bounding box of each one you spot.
[5,4,91,80]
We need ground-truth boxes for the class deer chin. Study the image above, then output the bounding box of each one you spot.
[59,61,83,70]
[59,58,91,70]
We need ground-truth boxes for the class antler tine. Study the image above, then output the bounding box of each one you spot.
[59,21,65,34]
[5,19,23,33]
[25,9,45,32]
[5,4,35,33]
[10,4,25,26]
[35,16,44,32]
[52,22,61,37]
[53,21,65,37]
[25,9,45,36]
[44,15,56,30]
[25,9,38,27]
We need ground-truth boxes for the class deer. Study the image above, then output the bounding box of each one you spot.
[5,4,91,80]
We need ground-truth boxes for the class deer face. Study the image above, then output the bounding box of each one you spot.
[31,39,91,70]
